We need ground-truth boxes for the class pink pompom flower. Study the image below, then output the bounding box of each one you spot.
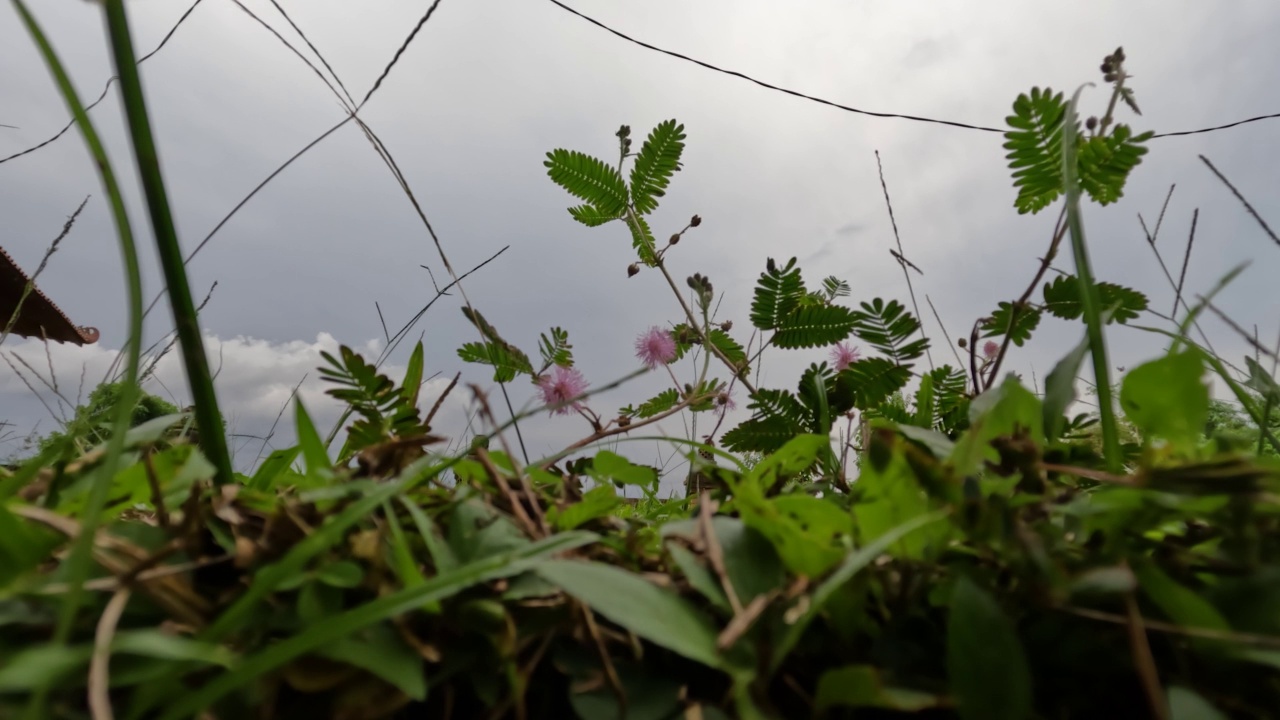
[635,326,677,370]
[982,340,1000,361]
[536,365,589,415]
[829,342,861,371]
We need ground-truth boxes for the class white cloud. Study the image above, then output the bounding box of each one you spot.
[0,332,475,471]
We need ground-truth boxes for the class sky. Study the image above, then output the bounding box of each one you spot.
[2,0,1278,492]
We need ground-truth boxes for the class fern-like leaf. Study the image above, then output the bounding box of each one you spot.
[839,357,912,410]
[980,302,1042,347]
[629,120,686,215]
[626,212,659,266]
[568,204,622,227]
[1042,275,1148,323]
[722,415,802,454]
[849,298,929,364]
[821,276,851,300]
[750,258,806,331]
[538,327,574,369]
[773,305,858,349]
[1005,87,1068,215]
[457,341,533,383]
[623,388,680,419]
[544,149,629,217]
[1077,124,1152,206]
[707,328,748,373]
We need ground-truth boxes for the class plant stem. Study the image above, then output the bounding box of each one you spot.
[1063,85,1122,472]
[102,0,234,484]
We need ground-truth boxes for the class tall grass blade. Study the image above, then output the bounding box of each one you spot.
[1061,85,1121,472]
[102,0,234,485]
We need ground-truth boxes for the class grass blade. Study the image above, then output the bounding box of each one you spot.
[8,9,146,720]
[1061,85,1121,472]
[157,530,597,720]
[102,0,234,485]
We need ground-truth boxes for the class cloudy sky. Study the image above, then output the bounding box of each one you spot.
[2,0,1278,491]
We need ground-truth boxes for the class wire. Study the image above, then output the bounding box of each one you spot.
[546,0,1280,141]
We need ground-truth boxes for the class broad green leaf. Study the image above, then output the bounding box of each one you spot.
[1043,331,1090,442]
[1134,563,1230,631]
[294,398,331,478]
[853,446,950,560]
[815,665,941,713]
[315,560,364,588]
[1120,349,1209,445]
[248,446,300,491]
[156,531,598,720]
[665,544,731,613]
[548,485,622,530]
[0,505,61,586]
[535,560,728,669]
[447,499,529,563]
[913,371,935,427]
[589,450,657,488]
[1167,686,1226,720]
[947,577,1033,720]
[662,516,786,605]
[569,660,683,720]
[0,644,91,691]
[1243,356,1280,405]
[316,622,426,700]
[769,509,949,672]
[950,374,1044,476]
[393,344,423,412]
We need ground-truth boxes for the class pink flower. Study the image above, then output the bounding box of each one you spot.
[716,390,737,418]
[634,326,677,370]
[982,340,1000,360]
[536,365,589,415]
[829,342,861,371]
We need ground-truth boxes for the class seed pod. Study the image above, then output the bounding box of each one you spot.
[627,263,640,278]
[690,215,702,227]
[1086,116,1098,131]
[669,233,681,245]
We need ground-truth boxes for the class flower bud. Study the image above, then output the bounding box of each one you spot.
[719,320,733,332]
[617,415,631,428]
[1086,116,1098,131]
[670,233,681,245]
[690,215,702,227]
[627,263,640,278]
[958,338,968,349]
